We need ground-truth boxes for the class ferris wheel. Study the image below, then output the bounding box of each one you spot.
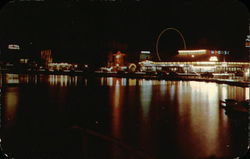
[155,27,187,61]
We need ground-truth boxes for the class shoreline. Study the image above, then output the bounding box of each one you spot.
[0,71,249,87]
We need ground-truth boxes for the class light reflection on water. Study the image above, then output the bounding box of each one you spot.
[3,87,19,128]
[1,75,249,159]
[48,75,79,86]
[140,80,152,118]
[177,82,222,157]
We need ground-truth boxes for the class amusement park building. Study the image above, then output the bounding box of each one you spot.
[139,49,250,75]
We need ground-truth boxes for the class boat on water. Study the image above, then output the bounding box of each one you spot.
[220,99,249,115]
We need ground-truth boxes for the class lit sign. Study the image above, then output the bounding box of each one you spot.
[8,44,20,50]
[210,50,230,55]
[178,49,207,55]
[141,51,151,54]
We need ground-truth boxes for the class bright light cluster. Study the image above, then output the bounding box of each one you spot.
[209,56,218,62]
[178,49,207,55]
[141,51,151,54]
[8,44,20,50]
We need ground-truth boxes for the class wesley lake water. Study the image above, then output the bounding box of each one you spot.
[0,74,249,159]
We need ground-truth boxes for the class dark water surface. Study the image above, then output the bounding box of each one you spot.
[0,74,249,159]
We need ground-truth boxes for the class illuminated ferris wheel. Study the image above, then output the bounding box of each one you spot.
[155,27,187,61]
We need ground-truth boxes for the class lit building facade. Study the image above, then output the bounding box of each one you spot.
[139,51,152,61]
[139,49,249,75]
[47,63,78,71]
[105,51,127,72]
[41,49,53,68]
[113,51,126,67]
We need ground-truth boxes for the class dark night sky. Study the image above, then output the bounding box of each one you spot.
[0,0,249,65]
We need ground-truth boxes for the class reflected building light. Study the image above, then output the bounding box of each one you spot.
[170,85,175,101]
[190,81,200,90]
[64,76,68,86]
[73,76,78,86]
[107,77,113,86]
[101,77,104,86]
[84,79,88,86]
[207,83,218,107]
[121,78,127,86]
[221,85,228,101]
[128,79,136,86]
[160,80,166,96]
[160,80,166,85]
[140,83,152,118]
[5,88,19,127]
[139,79,152,86]
[114,84,120,107]
[228,86,236,99]
[60,75,63,82]
[52,75,55,85]
[112,82,122,138]
[189,82,213,100]
[245,87,249,100]
[34,75,38,84]
[68,76,72,85]
[115,80,120,87]
[139,80,143,86]
[60,76,64,87]
[48,75,53,85]
[51,75,56,85]
[152,80,161,85]
[60,75,68,87]
[55,75,58,84]
[235,87,244,101]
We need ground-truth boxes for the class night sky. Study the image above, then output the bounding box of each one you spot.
[0,0,249,65]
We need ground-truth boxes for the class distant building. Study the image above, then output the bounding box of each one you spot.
[113,51,126,67]
[106,51,126,71]
[139,51,152,61]
[40,49,53,68]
